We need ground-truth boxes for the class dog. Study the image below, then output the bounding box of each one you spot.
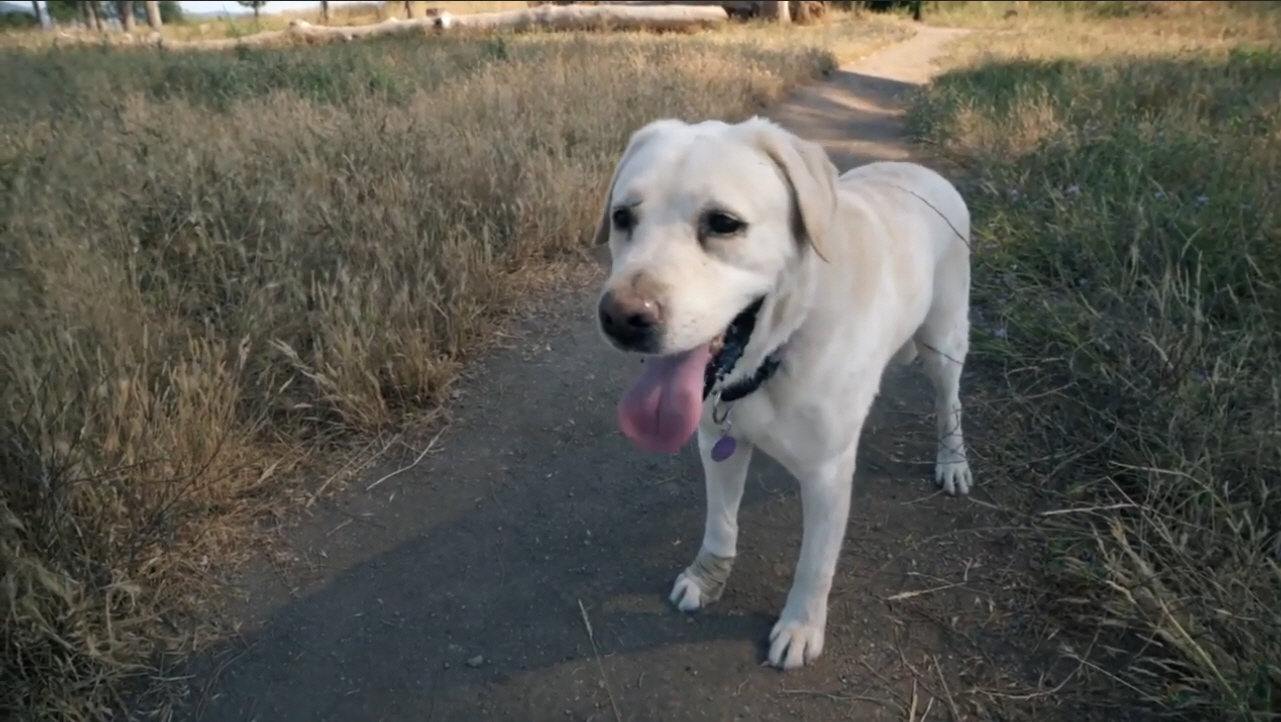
[594,116,973,670]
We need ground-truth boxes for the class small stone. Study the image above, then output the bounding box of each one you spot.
[466,655,484,668]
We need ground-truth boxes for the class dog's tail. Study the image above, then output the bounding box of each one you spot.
[891,340,919,365]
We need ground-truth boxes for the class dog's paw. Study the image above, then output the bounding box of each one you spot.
[935,448,973,496]
[669,549,734,612]
[767,614,826,670]
[670,571,711,611]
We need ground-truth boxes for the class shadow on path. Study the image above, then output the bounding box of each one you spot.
[179,281,998,722]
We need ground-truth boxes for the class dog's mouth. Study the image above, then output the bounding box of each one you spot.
[615,300,764,454]
[708,332,726,357]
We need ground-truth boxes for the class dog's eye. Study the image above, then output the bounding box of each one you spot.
[611,207,635,232]
[703,211,745,237]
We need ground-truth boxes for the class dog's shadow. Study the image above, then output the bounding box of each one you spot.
[174,285,953,721]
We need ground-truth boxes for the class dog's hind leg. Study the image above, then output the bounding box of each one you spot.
[915,280,973,495]
[891,339,919,365]
[670,421,754,612]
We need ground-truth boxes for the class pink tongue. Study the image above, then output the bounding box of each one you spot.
[617,346,712,454]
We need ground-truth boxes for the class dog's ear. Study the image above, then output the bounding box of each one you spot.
[593,119,685,246]
[739,117,839,261]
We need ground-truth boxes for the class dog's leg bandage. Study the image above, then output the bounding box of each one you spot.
[682,549,735,603]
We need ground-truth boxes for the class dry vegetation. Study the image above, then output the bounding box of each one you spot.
[907,2,1281,719]
[0,14,911,720]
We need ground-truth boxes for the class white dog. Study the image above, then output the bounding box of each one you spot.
[594,117,973,670]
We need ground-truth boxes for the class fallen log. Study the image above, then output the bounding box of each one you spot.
[529,1,828,22]
[433,4,729,32]
[156,16,439,51]
[136,4,728,51]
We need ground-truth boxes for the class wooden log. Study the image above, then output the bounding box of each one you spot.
[434,4,729,33]
[142,4,728,51]
[157,17,436,50]
[528,0,768,18]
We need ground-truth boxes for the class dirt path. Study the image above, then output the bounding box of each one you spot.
[175,27,1064,722]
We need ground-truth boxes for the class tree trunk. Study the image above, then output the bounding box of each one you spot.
[253,5,261,20]
[763,0,790,24]
[31,0,45,29]
[118,1,136,31]
[145,0,162,29]
[320,0,330,23]
[87,1,104,31]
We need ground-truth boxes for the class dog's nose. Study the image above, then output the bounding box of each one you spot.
[598,288,662,351]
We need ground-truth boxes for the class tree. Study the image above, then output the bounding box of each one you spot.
[30,1,48,29]
[319,0,329,23]
[145,0,161,29]
[117,0,135,30]
[48,0,165,29]
[158,0,182,23]
[83,1,104,31]
[45,0,85,24]
[763,0,790,23]
[237,1,267,21]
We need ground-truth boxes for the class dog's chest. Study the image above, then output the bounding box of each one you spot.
[724,384,832,472]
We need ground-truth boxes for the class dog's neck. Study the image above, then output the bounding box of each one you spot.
[716,247,821,394]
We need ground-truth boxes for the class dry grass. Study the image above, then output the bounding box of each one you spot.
[926,0,1281,33]
[0,15,911,721]
[906,3,1281,720]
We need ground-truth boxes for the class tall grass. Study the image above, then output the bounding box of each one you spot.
[0,18,910,720]
[927,0,1281,30]
[907,5,1281,719]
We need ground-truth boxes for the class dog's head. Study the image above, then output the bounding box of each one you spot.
[594,117,839,356]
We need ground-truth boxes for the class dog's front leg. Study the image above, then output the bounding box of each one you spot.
[670,422,754,612]
[768,451,856,670]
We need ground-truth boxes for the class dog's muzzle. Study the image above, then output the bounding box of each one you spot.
[598,287,663,353]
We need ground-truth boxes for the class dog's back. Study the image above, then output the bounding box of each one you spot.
[838,161,970,264]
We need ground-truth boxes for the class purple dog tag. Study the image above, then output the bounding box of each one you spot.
[710,435,737,462]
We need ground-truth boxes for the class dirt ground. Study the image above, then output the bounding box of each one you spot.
[172,27,1125,722]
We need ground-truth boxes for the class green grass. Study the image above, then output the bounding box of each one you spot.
[907,5,1281,720]
[0,17,912,721]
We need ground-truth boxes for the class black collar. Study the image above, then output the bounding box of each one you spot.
[701,297,784,404]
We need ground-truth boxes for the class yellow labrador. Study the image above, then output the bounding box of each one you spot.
[595,117,973,670]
